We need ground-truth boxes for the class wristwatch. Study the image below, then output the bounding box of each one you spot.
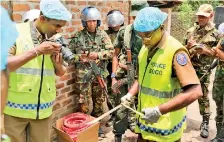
[111,72,116,78]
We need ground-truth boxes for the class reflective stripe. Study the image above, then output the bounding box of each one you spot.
[137,116,186,136]
[139,85,182,98]
[7,101,54,110]
[16,67,55,76]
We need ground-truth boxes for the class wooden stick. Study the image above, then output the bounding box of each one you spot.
[121,103,144,117]
[87,104,123,125]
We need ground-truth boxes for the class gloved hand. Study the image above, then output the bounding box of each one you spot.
[121,93,133,104]
[141,106,162,124]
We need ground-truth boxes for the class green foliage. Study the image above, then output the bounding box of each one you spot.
[174,1,223,28]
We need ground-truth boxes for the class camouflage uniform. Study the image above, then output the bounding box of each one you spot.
[105,28,119,108]
[113,25,142,135]
[69,28,114,123]
[185,22,221,124]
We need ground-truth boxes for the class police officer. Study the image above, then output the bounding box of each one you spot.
[4,0,71,142]
[69,6,114,137]
[22,9,40,22]
[121,7,202,142]
[184,4,222,138]
[1,6,18,142]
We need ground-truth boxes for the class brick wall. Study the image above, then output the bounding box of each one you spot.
[1,1,130,141]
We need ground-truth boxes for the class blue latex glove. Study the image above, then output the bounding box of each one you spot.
[141,107,162,124]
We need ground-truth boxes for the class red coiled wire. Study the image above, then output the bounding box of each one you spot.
[62,113,91,141]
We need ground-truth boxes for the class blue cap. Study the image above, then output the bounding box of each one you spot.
[134,7,167,32]
[1,6,18,70]
[40,0,72,22]
[218,22,224,33]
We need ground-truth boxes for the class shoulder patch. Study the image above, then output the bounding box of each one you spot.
[176,53,188,66]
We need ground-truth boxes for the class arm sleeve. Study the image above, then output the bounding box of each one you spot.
[173,50,200,88]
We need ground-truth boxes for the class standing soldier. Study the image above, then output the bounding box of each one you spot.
[4,0,71,142]
[69,6,114,137]
[211,22,224,141]
[105,9,124,125]
[111,9,144,142]
[184,4,222,138]
[121,7,202,142]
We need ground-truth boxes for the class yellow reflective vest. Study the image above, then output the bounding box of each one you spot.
[4,22,56,119]
[136,35,187,142]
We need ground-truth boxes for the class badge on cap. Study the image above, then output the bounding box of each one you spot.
[176,53,187,66]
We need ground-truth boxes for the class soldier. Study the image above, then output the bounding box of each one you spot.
[69,6,114,137]
[105,9,124,126]
[184,4,222,138]
[111,6,145,142]
[211,23,224,141]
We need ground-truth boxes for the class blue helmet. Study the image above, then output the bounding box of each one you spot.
[1,6,18,70]
[80,6,101,27]
[40,0,72,22]
[134,7,167,32]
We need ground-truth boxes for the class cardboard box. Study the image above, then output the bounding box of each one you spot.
[53,116,100,142]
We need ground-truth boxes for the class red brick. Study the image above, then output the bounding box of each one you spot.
[78,27,84,31]
[113,2,121,8]
[97,2,104,6]
[65,1,75,5]
[72,21,81,26]
[77,1,86,5]
[12,14,22,21]
[71,7,79,12]
[101,8,108,13]
[56,94,66,101]
[62,98,72,107]
[106,2,113,8]
[88,1,97,6]
[53,103,61,111]
[67,79,76,85]
[59,74,70,81]
[56,83,64,89]
[66,103,78,110]
[1,3,8,9]
[13,4,30,11]
[66,27,75,33]
[67,90,76,97]
[61,87,70,94]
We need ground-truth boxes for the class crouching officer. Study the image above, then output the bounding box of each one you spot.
[121,7,203,142]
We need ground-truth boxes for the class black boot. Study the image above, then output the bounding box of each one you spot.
[211,123,224,142]
[115,135,122,142]
[200,116,209,138]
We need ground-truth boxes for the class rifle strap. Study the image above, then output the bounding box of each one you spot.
[124,24,133,50]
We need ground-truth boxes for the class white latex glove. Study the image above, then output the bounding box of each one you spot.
[141,106,162,124]
[121,93,133,103]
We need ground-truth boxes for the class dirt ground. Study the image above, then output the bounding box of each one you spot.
[100,70,218,142]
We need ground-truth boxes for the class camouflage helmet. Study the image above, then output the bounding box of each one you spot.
[130,0,149,16]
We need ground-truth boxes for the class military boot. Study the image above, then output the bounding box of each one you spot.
[200,116,209,138]
[211,123,224,142]
[115,135,122,142]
